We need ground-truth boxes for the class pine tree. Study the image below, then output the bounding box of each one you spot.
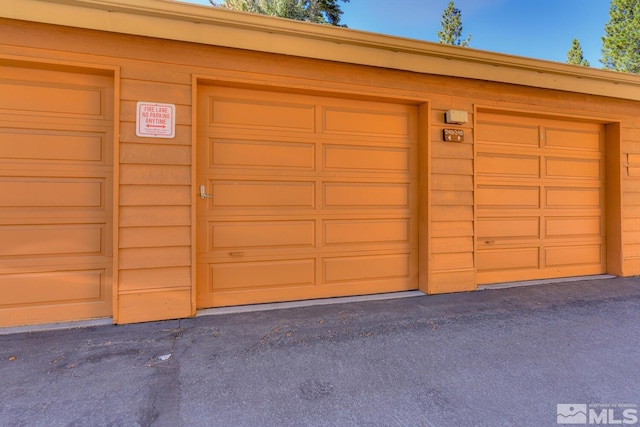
[567,38,590,67]
[601,0,640,73]
[211,0,349,26]
[437,1,471,47]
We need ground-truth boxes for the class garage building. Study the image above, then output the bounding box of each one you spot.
[1,0,640,327]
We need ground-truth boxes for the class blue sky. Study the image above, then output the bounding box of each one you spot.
[177,0,611,67]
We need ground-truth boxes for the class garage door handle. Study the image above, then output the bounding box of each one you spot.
[199,185,214,199]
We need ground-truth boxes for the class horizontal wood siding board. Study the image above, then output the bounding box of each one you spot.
[431,237,473,254]
[120,143,191,165]
[119,267,191,291]
[120,185,191,206]
[120,79,191,105]
[430,253,474,271]
[117,289,191,324]
[623,218,640,231]
[431,206,474,222]
[119,165,191,185]
[119,247,191,270]
[119,226,191,248]
[431,158,473,175]
[429,270,476,294]
[624,257,640,273]
[431,174,473,191]
[119,206,191,227]
[432,142,474,160]
[431,191,473,206]
[431,221,474,238]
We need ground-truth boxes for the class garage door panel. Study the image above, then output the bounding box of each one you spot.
[477,185,540,209]
[208,259,316,291]
[322,107,411,137]
[324,182,410,208]
[0,178,106,208]
[545,128,601,152]
[323,218,410,246]
[211,180,315,208]
[546,157,602,179]
[545,244,603,267]
[476,153,540,178]
[210,98,315,132]
[477,217,540,240]
[324,145,410,172]
[0,268,107,307]
[0,129,106,163]
[545,217,602,238]
[209,220,315,250]
[0,224,105,257]
[476,248,540,271]
[211,139,315,171]
[0,81,104,118]
[323,253,411,283]
[476,121,539,147]
[545,187,601,208]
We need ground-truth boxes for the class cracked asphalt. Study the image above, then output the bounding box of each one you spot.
[1,277,639,426]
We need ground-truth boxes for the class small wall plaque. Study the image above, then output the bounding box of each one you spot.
[443,128,464,142]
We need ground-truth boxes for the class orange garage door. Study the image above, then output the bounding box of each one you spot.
[0,64,113,327]
[197,86,418,307]
[475,110,606,284]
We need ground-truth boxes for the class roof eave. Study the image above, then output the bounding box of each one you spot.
[3,0,640,101]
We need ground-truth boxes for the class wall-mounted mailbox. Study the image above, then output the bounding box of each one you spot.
[445,110,468,124]
[443,128,465,142]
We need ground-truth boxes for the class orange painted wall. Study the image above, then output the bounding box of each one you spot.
[2,17,640,324]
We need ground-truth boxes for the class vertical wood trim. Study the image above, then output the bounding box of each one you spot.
[472,105,479,288]
[112,66,121,323]
[538,124,545,270]
[191,75,199,315]
[606,122,623,275]
[418,102,431,293]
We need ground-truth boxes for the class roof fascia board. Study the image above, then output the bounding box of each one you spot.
[4,0,640,101]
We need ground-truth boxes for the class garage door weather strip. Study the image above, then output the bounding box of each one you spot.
[477,275,615,291]
[197,291,426,317]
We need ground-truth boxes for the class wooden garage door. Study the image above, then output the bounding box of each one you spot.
[197,86,418,307]
[476,111,606,284]
[0,64,113,327]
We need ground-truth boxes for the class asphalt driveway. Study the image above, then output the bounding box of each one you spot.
[1,276,639,426]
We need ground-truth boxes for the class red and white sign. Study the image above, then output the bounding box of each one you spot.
[136,102,176,138]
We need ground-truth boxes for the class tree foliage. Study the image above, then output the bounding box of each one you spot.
[211,0,349,26]
[566,38,590,67]
[437,1,471,47]
[601,0,640,73]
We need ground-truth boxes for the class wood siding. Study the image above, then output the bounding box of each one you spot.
[2,16,640,325]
